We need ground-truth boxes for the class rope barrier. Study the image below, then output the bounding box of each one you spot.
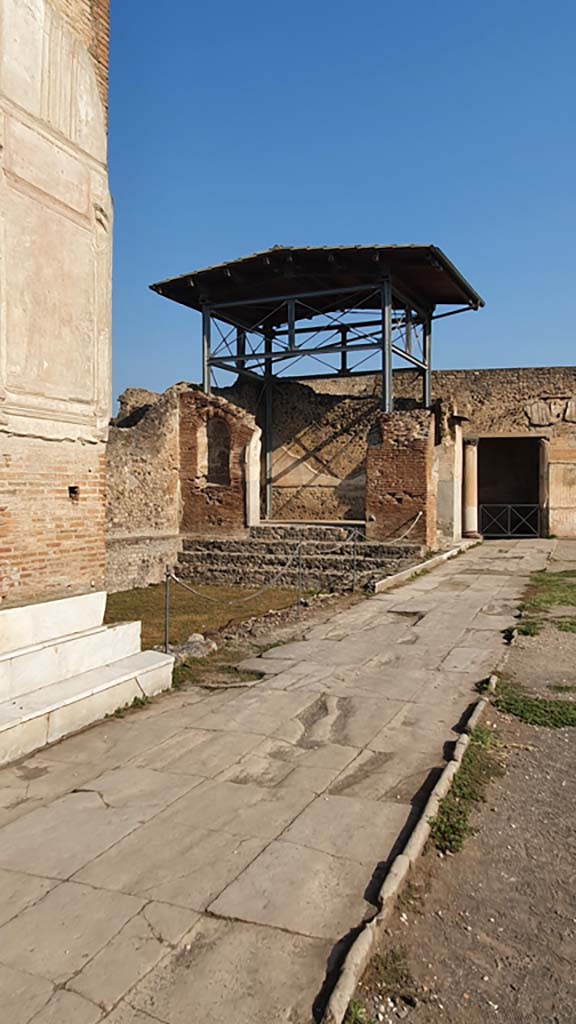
[163,513,423,651]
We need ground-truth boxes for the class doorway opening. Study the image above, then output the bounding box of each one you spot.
[478,437,541,537]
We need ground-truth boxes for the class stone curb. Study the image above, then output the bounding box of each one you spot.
[320,676,495,1024]
[372,538,482,594]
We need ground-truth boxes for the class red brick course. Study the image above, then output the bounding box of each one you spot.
[179,391,256,536]
[365,410,437,547]
[0,437,106,607]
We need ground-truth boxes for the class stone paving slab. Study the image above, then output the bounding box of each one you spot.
[128,916,332,1024]
[0,881,144,982]
[0,540,555,1023]
[209,839,372,939]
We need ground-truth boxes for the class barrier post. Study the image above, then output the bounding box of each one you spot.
[164,565,171,653]
[297,544,303,615]
[352,533,358,592]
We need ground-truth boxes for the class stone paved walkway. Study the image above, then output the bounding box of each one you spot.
[0,540,554,1024]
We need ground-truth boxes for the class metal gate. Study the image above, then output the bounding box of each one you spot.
[479,504,541,538]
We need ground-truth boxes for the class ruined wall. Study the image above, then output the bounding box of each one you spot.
[0,0,112,606]
[106,388,181,593]
[180,390,257,536]
[365,410,436,548]
[106,386,259,590]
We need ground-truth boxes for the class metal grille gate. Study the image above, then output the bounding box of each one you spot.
[479,504,541,538]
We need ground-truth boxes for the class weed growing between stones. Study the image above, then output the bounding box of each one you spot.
[107,694,152,718]
[429,728,503,854]
[345,948,419,1024]
[494,678,576,728]
[548,683,576,693]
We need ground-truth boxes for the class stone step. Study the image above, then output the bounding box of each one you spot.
[178,551,412,574]
[0,650,174,767]
[181,538,419,560]
[174,561,407,589]
[0,621,142,702]
[249,523,365,542]
[0,591,107,656]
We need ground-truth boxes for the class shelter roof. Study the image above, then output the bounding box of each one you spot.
[150,245,484,330]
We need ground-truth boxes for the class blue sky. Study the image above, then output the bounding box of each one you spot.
[109,1,575,401]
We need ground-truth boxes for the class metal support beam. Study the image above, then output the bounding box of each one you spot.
[381,279,393,412]
[405,307,412,356]
[287,299,296,350]
[264,330,273,519]
[339,328,347,375]
[236,328,246,372]
[422,316,432,407]
[202,307,211,394]
[212,282,380,311]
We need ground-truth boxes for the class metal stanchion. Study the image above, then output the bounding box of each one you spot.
[164,565,170,653]
[297,544,303,615]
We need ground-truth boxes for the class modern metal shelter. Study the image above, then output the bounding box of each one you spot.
[151,244,484,515]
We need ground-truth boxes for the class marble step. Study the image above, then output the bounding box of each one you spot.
[0,621,141,701]
[0,649,174,767]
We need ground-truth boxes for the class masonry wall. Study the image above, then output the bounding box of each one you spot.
[106,388,181,593]
[179,390,256,536]
[106,386,259,591]
[0,0,112,607]
[221,379,377,521]
[365,410,436,548]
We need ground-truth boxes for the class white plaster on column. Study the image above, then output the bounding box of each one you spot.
[463,439,480,537]
[245,427,262,527]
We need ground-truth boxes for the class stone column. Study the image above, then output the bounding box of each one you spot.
[463,439,480,537]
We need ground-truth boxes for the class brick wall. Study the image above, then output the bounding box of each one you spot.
[179,390,256,536]
[50,0,110,112]
[365,410,436,547]
[0,436,106,607]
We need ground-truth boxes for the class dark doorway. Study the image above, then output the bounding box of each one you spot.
[478,437,541,537]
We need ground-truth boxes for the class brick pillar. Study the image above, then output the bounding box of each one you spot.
[365,410,437,548]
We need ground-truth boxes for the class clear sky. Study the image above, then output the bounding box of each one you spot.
[109,1,575,401]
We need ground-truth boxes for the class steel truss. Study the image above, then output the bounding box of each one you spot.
[201,279,434,519]
[201,279,433,410]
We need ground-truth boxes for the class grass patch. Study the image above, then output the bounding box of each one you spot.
[548,683,576,693]
[557,618,576,633]
[494,678,576,728]
[105,582,297,649]
[429,729,503,854]
[522,570,576,613]
[517,619,543,637]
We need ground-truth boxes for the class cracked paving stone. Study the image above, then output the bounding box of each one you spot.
[69,902,199,1012]
[75,822,269,911]
[0,881,144,983]
[0,867,58,928]
[0,791,153,878]
[282,792,411,866]
[29,989,102,1024]
[129,916,332,1023]
[0,963,54,1024]
[208,839,372,939]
